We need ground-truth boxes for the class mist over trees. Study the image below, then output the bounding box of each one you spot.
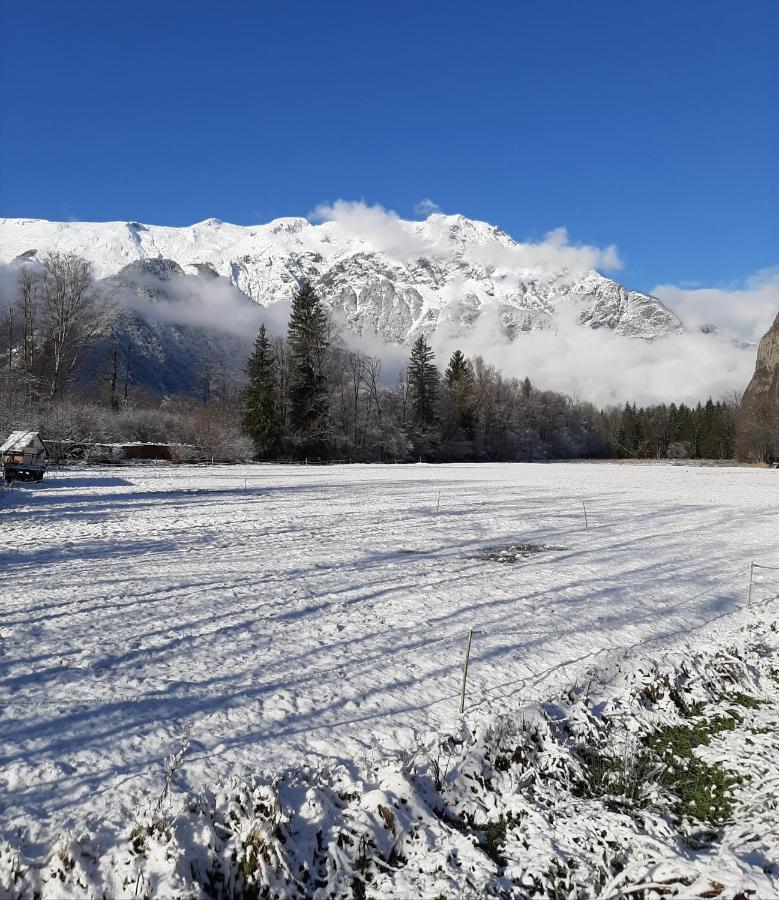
[0,259,773,464]
[0,253,250,459]
[241,281,761,464]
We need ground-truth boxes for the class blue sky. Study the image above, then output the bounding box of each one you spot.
[1,0,777,293]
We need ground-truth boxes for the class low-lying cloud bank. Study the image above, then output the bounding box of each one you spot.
[0,261,290,345]
[653,268,779,343]
[105,269,291,339]
[432,307,755,408]
[431,267,778,407]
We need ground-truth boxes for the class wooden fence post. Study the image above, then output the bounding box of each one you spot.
[459,628,473,714]
[747,561,755,607]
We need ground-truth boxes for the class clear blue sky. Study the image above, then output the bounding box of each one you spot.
[1,0,777,292]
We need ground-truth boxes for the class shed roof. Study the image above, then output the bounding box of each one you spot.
[0,431,45,453]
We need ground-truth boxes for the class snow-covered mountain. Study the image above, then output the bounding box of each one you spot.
[82,258,254,397]
[0,214,682,344]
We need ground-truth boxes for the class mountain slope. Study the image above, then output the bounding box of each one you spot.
[0,214,682,345]
[81,259,253,398]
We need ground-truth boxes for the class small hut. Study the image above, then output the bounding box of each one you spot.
[1,431,49,482]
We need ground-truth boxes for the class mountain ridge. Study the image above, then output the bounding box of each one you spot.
[0,213,683,346]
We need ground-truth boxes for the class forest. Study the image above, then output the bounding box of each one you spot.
[0,253,769,464]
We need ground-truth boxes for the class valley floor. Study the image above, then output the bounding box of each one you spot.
[1,462,778,896]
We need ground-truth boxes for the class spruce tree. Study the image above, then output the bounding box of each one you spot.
[242,323,280,456]
[287,280,330,437]
[445,349,476,437]
[444,349,471,389]
[699,398,717,458]
[408,335,439,425]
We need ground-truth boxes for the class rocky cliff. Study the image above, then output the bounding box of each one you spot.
[742,312,779,408]
[739,312,779,461]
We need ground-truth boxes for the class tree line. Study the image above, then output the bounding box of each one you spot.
[603,399,739,460]
[0,255,773,463]
[241,281,766,463]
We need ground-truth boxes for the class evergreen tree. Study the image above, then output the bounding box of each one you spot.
[287,280,331,438]
[616,402,641,457]
[408,335,439,425]
[242,324,280,456]
[699,398,717,458]
[444,349,471,388]
[444,349,476,438]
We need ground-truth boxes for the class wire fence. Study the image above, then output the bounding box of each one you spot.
[458,564,774,711]
[224,558,779,729]
[5,469,779,736]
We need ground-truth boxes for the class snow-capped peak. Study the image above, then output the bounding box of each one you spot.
[0,213,682,343]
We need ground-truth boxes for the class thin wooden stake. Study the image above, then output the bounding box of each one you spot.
[459,628,473,714]
[436,491,441,513]
[582,500,589,531]
[747,561,755,607]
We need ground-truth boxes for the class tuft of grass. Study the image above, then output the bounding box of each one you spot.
[575,740,661,808]
[644,717,741,823]
[727,692,765,710]
[669,687,706,718]
[543,858,579,898]
[477,814,514,867]
[493,745,526,772]
[239,825,269,888]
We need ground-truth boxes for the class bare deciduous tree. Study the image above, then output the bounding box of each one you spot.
[40,252,106,399]
[3,299,13,372]
[271,335,290,429]
[363,355,383,427]
[346,351,365,445]
[18,266,39,377]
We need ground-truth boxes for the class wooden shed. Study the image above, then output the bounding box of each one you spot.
[1,431,49,482]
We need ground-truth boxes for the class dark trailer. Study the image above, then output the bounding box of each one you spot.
[1,431,49,483]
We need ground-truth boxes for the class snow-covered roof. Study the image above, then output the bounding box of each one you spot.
[0,431,45,453]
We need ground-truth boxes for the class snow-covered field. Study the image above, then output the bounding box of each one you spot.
[1,461,778,891]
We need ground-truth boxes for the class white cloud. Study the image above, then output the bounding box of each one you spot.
[463,226,622,277]
[431,304,756,407]
[108,270,289,339]
[652,268,779,342]
[310,200,433,260]
[414,198,440,216]
[311,199,622,277]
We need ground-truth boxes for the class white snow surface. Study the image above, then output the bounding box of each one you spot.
[0,214,681,342]
[1,461,777,855]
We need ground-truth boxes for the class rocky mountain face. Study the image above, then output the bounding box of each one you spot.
[739,312,779,461]
[742,312,779,409]
[0,214,683,348]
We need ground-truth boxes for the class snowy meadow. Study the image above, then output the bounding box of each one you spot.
[1,461,778,897]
